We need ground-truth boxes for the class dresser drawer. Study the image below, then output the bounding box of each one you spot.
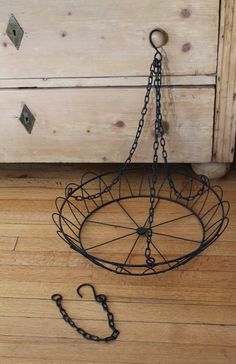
[0,0,234,175]
[0,0,219,79]
[0,87,214,163]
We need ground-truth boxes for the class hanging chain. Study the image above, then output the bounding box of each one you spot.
[51,284,120,342]
[70,48,205,205]
[145,50,165,267]
[119,62,156,170]
[73,59,156,202]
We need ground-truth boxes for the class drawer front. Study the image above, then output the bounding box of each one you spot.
[0,87,214,163]
[0,0,219,78]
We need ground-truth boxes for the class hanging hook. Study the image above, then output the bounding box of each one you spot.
[149,28,168,50]
[77,283,107,303]
[77,283,97,299]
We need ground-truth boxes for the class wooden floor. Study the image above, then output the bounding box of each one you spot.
[0,163,235,364]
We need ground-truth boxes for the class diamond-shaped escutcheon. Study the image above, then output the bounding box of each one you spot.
[19,104,35,134]
[6,14,24,49]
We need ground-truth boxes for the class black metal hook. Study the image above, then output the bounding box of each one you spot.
[77,283,107,303]
[77,283,97,298]
[149,28,168,51]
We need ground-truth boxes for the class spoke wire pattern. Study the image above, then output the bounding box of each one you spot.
[53,166,229,276]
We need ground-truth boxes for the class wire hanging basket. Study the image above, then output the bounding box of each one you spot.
[53,30,229,276]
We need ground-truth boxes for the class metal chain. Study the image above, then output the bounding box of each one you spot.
[73,59,156,202]
[51,284,120,343]
[145,51,163,267]
[70,48,205,205]
[143,50,204,264]
[119,61,156,170]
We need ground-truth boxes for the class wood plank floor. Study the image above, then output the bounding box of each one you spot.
[0,164,235,364]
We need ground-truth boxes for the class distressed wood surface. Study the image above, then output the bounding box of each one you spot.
[0,87,214,163]
[213,0,236,162]
[0,163,235,363]
[0,337,235,364]
[0,0,219,79]
[0,75,216,88]
[0,0,235,165]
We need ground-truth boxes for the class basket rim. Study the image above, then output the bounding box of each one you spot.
[54,166,229,275]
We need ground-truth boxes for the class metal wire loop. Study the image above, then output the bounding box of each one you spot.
[149,28,168,50]
[77,283,98,300]
[51,294,62,302]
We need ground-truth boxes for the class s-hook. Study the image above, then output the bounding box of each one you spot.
[149,28,168,50]
[51,283,120,342]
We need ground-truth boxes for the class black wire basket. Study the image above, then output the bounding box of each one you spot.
[53,30,229,276]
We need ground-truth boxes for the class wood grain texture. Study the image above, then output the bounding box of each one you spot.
[0,163,235,363]
[0,87,214,163]
[0,337,235,364]
[0,0,219,79]
[0,75,216,88]
[0,316,235,345]
[0,236,17,251]
[1,297,234,325]
[213,0,236,162]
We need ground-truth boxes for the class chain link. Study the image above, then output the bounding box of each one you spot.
[145,51,165,267]
[51,285,119,342]
[73,58,156,202]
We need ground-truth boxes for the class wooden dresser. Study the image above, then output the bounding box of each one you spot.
[0,0,235,178]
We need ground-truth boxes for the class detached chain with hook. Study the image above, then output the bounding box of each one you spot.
[51,283,120,342]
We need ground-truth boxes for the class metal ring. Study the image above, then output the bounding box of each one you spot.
[149,28,168,50]
[51,294,62,302]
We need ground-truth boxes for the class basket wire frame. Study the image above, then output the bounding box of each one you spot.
[53,166,229,275]
[53,31,229,276]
